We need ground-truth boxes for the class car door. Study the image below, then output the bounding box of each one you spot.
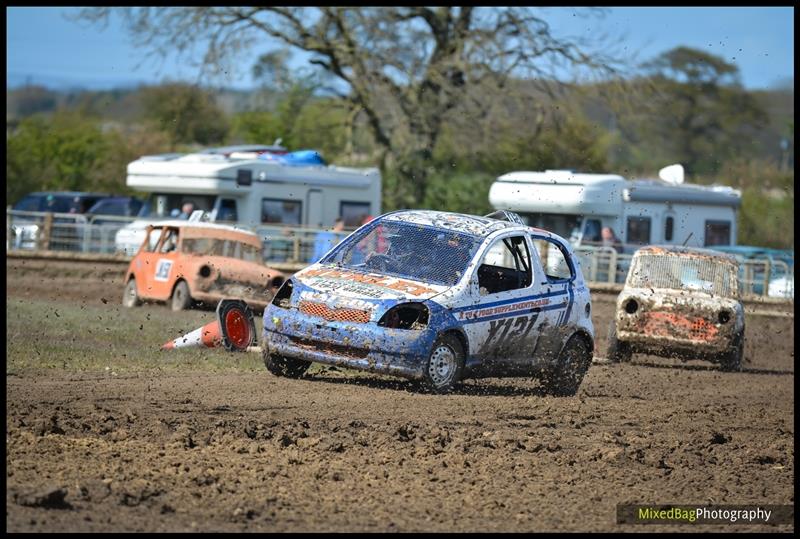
[150,227,182,300]
[529,233,579,329]
[136,226,178,300]
[459,232,546,370]
[131,226,160,299]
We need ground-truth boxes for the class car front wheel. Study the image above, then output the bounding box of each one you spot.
[171,280,192,311]
[263,348,311,378]
[420,334,465,393]
[122,278,141,308]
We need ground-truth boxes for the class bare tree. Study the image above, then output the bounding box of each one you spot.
[74,7,623,205]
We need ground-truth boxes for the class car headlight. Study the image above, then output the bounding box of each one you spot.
[377,303,429,330]
[271,279,294,308]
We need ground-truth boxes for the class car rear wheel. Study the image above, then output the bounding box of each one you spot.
[122,278,141,308]
[540,335,592,397]
[420,334,464,393]
[719,333,744,372]
[607,320,632,363]
[263,348,311,378]
[171,280,192,311]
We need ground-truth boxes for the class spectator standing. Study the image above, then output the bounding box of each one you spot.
[601,226,623,254]
[177,202,196,220]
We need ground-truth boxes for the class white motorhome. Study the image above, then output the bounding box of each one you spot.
[115,145,381,254]
[488,166,741,251]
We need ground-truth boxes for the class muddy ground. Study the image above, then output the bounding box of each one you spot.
[5,259,795,532]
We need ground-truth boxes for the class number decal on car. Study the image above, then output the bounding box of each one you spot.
[478,312,540,355]
[154,259,173,282]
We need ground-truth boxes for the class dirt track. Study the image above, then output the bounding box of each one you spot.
[5,259,795,532]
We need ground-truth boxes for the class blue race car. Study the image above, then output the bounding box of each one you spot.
[262,210,595,394]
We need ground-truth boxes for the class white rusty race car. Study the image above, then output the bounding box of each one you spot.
[607,245,745,371]
[261,210,595,394]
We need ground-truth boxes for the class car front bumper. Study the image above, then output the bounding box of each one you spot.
[263,307,438,380]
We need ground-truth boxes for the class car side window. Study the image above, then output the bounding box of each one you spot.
[158,228,180,253]
[477,235,532,295]
[14,196,41,211]
[531,238,574,282]
[143,228,163,252]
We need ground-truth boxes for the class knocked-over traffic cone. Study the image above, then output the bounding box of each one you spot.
[161,299,256,352]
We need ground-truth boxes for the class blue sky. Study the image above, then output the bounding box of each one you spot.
[6,6,795,91]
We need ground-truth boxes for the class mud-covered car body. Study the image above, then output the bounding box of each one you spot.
[609,245,744,370]
[123,221,285,311]
[262,210,595,393]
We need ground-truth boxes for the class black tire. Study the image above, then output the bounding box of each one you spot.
[540,335,593,397]
[607,319,632,363]
[719,333,744,372]
[263,348,311,378]
[171,280,192,311]
[122,278,141,308]
[420,334,465,393]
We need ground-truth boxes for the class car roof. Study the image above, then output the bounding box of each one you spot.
[381,210,529,238]
[92,196,138,202]
[147,220,258,237]
[26,191,109,198]
[635,244,739,263]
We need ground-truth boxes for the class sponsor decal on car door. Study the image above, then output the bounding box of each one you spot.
[456,234,568,366]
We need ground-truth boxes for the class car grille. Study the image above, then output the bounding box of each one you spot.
[298,301,371,324]
[640,311,720,342]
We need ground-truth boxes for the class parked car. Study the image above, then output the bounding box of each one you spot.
[607,245,744,371]
[12,191,110,214]
[122,221,286,312]
[10,191,111,250]
[261,209,595,394]
[86,196,143,221]
[710,245,794,298]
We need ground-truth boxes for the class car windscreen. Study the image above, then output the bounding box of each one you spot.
[628,253,738,298]
[182,237,262,262]
[321,221,480,287]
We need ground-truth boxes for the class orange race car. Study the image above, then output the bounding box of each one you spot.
[122,221,285,312]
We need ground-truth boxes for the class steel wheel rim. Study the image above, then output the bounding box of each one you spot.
[428,345,457,386]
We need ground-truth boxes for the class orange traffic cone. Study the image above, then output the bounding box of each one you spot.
[161,299,256,352]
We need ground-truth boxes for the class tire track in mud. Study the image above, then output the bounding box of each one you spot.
[6,259,795,531]
[6,366,794,532]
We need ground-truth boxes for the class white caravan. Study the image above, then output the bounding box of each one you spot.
[115,145,382,254]
[488,165,741,251]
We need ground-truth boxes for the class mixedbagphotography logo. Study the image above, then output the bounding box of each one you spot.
[617,504,794,525]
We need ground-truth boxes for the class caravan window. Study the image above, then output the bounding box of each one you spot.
[217,199,238,222]
[518,213,583,242]
[340,201,371,227]
[664,216,674,242]
[138,194,216,218]
[626,217,651,245]
[582,219,602,244]
[262,198,302,225]
[704,220,731,247]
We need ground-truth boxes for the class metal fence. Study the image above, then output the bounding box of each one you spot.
[6,209,794,298]
[7,209,138,253]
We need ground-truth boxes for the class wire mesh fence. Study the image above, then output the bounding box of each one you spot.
[6,209,793,298]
